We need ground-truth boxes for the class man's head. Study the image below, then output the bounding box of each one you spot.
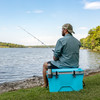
[62,23,75,36]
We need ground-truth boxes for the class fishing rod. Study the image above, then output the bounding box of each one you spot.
[18,26,54,52]
[18,26,48,47]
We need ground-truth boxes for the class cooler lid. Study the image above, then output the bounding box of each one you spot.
[52,68,84,73]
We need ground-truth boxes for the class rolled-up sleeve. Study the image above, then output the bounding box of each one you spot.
[54,39,63,59]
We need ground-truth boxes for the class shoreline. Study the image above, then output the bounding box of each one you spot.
[0,68,100,94]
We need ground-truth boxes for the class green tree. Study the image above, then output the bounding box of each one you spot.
[80,26,100,51]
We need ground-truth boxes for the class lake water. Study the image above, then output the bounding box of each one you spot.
[0,48,100,83]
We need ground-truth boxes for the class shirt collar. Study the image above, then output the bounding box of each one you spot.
[65,33,72,37]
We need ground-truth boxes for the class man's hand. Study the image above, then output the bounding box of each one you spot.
[53,56,59,61]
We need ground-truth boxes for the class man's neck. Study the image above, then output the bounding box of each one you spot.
[65,32,69,35]
[64,32,72,36]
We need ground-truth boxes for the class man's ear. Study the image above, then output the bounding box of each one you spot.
[66,29,68,32]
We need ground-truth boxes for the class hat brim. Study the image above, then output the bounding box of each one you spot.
[68,30,75,34]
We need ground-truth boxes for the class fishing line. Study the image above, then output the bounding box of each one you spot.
[18,26,54,52]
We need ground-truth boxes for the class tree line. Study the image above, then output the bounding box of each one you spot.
[80,26,100,51]
[0,42,25,48]
[0,42,55,48]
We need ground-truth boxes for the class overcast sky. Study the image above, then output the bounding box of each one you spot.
[0,0,100,46]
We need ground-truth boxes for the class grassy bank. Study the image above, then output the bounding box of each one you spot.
[0,73,100,100]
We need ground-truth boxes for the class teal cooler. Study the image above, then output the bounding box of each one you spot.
[47,68,84,92]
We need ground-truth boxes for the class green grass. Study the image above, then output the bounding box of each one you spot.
[0,74,100,100]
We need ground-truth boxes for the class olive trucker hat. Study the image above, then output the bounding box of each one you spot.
[62,23,75,34]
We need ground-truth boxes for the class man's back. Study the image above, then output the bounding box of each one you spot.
[51,34,81,68]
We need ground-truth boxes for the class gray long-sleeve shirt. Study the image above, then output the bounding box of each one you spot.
[51,34,81,68]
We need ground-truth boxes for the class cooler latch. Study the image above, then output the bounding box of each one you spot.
[73,71,76,77]
[56,71,58,78]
